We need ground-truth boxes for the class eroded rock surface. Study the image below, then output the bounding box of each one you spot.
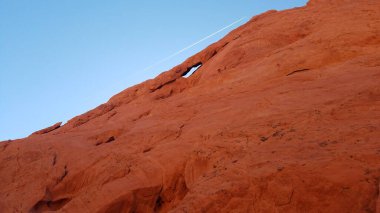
[31,122,62,135]
[1,0,380,212]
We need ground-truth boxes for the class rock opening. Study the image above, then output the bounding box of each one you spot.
[30,198,71,213]
[183,63,202,78]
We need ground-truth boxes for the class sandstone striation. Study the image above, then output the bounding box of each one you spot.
[1,0,380,212]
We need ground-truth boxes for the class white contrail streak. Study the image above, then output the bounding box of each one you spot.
[143,17,246,72]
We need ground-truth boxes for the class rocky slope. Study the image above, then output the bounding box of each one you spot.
[1,0,380,212]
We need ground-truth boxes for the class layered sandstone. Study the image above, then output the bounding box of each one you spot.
[1,0,380,212]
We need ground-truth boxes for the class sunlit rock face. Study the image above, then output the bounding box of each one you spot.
[1,0,380,212]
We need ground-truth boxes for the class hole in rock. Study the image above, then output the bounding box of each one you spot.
[143,147,153,153]
[30,198,71,213]
[182,63,202,78]
[105,136,115,143]
[154,196,164,211]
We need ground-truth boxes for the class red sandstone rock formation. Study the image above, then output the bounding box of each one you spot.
[1,0,380,212]
[31,122,62,136]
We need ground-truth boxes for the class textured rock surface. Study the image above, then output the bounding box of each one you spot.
[31,122,62,136]
[1,0,380,212]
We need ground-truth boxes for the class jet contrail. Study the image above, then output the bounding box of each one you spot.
[143,17,246,72]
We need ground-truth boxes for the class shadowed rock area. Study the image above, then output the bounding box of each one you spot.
[1,0,380,212]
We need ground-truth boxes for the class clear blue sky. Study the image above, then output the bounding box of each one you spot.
[0,0,308,140]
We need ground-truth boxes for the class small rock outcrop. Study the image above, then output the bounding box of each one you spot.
[31,122,62,135]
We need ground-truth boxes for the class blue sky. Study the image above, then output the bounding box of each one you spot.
[0,0,308,140]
